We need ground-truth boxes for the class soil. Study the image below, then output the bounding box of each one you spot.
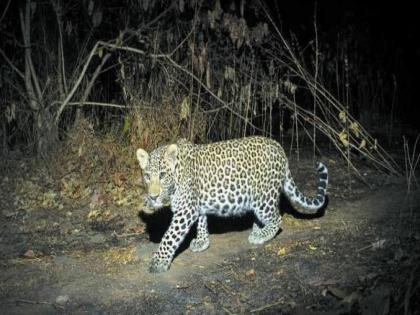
[0,152,419,315]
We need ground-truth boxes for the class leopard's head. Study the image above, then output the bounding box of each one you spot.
[136,144,178,210]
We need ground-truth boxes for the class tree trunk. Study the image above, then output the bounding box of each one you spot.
[20,0,59,157]
[34,109,58,157]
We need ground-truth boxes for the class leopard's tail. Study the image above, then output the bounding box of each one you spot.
[283,162,328,214]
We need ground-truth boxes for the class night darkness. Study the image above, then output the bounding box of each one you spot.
[275,1,420,128]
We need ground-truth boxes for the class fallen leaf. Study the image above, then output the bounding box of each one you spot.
[112,172,125,187]
[87,209,101,219]
[131,225,146,234]
[246,269,256,277]
[277,247,286,256]
[308,244,317,250]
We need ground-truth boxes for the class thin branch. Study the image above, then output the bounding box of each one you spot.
[54,41,100,123]
[144,1,175,28]
[0,48,24,79]
[81,53,111,104]
[51,101,128,109]
[97,40,167,58]
[0,0,12,24]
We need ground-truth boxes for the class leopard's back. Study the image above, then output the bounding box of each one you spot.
[180,137,288,216]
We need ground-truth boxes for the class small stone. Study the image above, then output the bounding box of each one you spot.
[55,295,69,305]
[23,249,35,258]
[89,233,106,244]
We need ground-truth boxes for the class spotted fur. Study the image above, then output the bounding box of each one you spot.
[136,136,328,273]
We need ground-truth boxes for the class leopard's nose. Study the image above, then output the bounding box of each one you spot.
[149,194,158,201]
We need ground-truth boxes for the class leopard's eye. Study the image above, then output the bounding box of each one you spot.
[144,173,151,181]
[159,171,166,179]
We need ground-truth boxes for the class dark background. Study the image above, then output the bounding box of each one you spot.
[274,1,419,128]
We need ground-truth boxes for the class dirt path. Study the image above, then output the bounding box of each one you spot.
[1,181,419,314]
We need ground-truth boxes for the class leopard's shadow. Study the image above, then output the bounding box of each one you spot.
[138,208,255,256]
[138,194,328,257]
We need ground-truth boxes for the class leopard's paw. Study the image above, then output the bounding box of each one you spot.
[190,237,210,252]
[248,223,265,245]
[148,255,170,273]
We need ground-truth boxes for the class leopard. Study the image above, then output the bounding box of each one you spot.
[136,136,328,273]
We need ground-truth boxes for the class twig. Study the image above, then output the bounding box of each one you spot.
[216,280,237,296]
[250,299,284,313]
[80,52,112,106]
[112,231,143,238]
[0,48,24,79]
[0,0,11,23]
[204,283,217,295]
[14,299,64,310]
[223,306,235,315]
[144,2,175,28]
[54,41,101,123]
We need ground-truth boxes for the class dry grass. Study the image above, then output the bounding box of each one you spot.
[123,99,207,152]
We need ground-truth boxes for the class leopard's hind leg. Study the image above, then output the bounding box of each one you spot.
[248,204,282,245]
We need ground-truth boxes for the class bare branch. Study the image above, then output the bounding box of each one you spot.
[144,1,175,28]
[54,41,100,123]
[0,48,24,79]
[0,0,12,25]
[51,101,128,109]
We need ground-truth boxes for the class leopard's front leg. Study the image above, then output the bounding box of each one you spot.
[149,211,198,273]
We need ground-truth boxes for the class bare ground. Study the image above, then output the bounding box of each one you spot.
[1,155,419,315]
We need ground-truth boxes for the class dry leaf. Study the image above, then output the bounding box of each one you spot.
[112,172,124,187]
[338,130,349,147]
[87,209,101,219]
[246,268,256,277]
[131,225,146,234]
[339,111,347,123]
[277,247,286,256]
[180,97,190,121]
[224,66,235,81]
[350,121,360,137]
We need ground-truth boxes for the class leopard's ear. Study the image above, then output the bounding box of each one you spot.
[165,144,178,172]
[136,148,149,170]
